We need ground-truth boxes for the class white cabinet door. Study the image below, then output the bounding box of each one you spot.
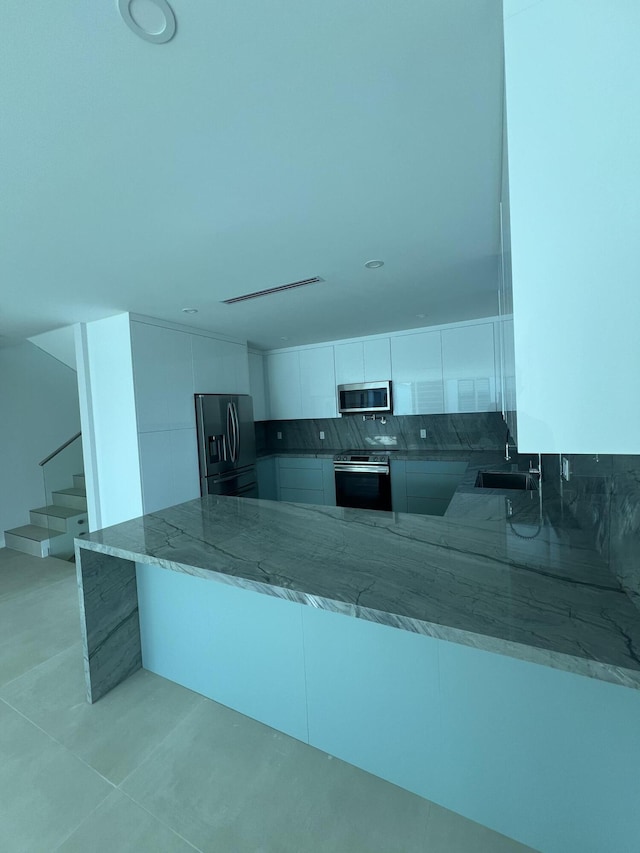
[391,331,444,415]
[363,338,391,382]
[248,352,268,421]
[192,335,250,396]
[131,322,194,432]
[334,342,364,386]
[266,351,302,420]
[334,338,391,386]
[441,324,497,413]
[299,347,337,419]
[138,428,200,513]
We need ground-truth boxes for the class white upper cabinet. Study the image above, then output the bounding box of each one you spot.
[131,321,194,432]
[299,347,337,419]
[334,342,365,386]
[131,320,251,433]
[504,0,640,452]
[267,347,336,420]
[441,324,497,413]
[266,351,302,420]
[264,320,499,420]
[391,331,444,415]
[248,351,268,421]
[192,335,250,396]
[364,338,391,382]
[335,338,391,386]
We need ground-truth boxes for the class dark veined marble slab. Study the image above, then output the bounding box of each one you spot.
[77,492,640,691]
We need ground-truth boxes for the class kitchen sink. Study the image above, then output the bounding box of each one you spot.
[474,471,538,491]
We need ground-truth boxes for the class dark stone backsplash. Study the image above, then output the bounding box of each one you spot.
[542,453,640,611]
[255,412,508,455]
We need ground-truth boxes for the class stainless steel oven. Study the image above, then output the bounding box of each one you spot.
[333,453,392,512]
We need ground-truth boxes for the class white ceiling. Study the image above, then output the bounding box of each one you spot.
[0,0,504,350]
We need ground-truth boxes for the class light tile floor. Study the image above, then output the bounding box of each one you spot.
[0,547,538,852]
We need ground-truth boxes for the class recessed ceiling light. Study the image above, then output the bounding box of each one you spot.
[364,259,384,269]
[416,313,427,319]
[182,308,198,314]
[280,336,289,341]
[118,0,177,44]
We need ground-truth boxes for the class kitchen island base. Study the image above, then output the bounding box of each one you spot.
[131,560,639,853]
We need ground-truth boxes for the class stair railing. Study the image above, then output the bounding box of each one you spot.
[40,431,84,559]
[39,431,82,467]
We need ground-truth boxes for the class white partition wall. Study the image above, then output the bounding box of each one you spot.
[75,314,143,531]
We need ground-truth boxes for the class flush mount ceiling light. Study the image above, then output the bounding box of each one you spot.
[364,259,384,269]
[118,0,177,44]
[181,308,198,314]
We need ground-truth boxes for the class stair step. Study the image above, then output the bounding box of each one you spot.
[30,505,87,532]
[73,473,85,489]
[52,487,87,510]
[4,524,63,558]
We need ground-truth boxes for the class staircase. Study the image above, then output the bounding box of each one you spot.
[4,473,88,559]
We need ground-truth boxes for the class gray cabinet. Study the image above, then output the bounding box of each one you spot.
[274,457,336,506]
[391,460,467,516]
[256,457,278,501]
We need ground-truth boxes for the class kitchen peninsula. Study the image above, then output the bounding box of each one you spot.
[75,472,640,853]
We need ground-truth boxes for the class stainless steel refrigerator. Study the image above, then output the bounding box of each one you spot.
[194,394,258,498]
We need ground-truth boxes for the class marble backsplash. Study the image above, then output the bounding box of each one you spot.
[542,453,640,610]
[255,412,507,455]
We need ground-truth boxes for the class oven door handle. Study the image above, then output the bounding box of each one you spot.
[333,463,389,474]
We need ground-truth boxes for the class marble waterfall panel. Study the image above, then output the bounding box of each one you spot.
[75,547,142,703]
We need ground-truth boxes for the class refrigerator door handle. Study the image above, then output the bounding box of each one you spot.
[227,402,237,463]
[196,396,209,476]
[232,401,240,462]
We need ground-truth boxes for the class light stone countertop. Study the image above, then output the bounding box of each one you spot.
[78,478,640,690]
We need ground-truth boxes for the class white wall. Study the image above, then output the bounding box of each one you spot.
[76,314,143,531]
[28,325,77,371]
[0,341,81,545]
[504,0,640,453]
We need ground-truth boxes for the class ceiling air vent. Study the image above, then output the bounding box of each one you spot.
[221,277,324,305]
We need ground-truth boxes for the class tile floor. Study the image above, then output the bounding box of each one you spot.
[0,547,537,852]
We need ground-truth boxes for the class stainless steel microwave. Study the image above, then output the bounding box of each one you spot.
[337,381,393,415]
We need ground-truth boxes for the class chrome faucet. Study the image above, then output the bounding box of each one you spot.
[505,433,516,461]
[529,454,542,477]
